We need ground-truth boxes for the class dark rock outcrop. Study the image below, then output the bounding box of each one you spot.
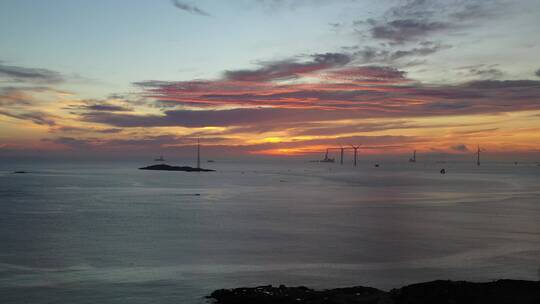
[208,280,540,304]
[139,164,214,172]
[208,284,388,304]
[391,280,540,304]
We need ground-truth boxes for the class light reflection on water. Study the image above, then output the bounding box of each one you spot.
[0,160,539,303]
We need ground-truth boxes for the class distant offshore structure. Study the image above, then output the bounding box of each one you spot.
[310,148,335,163]
[314,145,362,166]
[409,150,416,163]
[476,145,481,166]
[154,155,165,162]
[351,145,360,167]
[196,137,201,169]
[320,148,335,163]
[140,138,215,172]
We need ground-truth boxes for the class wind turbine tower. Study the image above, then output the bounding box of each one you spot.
[409,150,416,163]
[351,145,360,167]
[197,138,201,169]
[476,145,480,167]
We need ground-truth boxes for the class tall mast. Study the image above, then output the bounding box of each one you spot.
[197,137,201,169]
[476,145,480,166]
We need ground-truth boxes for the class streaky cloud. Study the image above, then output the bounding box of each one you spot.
[0,109,56,126]
[327,66,407,81]
[451,144,469,152]
[389,42,449,60]
[224,53,352,82]
[0,64,63,84]
[350,42,449,65]
[355,0,507,44]
[465,80,540,89]
[65,100,133,112]
[371,19,449,44]
[81,108,358,128]
[171,0,211,16]
[49,125,123,134]
[42,135,230,151]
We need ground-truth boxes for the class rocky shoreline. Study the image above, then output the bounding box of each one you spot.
[208,280,540,304]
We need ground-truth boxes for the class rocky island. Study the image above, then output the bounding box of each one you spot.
[139,164,215,172]
[208,280,540,304]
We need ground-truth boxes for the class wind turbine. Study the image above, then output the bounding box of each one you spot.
[476,145,482,166]
[409,150,416,163]
[340,145,344,165]
[197,137,201,169]
[350,145,360,167]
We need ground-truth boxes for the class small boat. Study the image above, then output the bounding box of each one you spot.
[207,160,215,163]
[154,155,165,162]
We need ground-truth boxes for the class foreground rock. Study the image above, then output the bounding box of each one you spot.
[209,285,388,304]
[139,164,215,172]
[208,280,540,304]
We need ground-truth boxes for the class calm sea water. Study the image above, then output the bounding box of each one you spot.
[1,159,539,303]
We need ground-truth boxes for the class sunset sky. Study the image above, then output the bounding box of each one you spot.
[1,0,540,160]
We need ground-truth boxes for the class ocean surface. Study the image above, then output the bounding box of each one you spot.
[1,159,539,303]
